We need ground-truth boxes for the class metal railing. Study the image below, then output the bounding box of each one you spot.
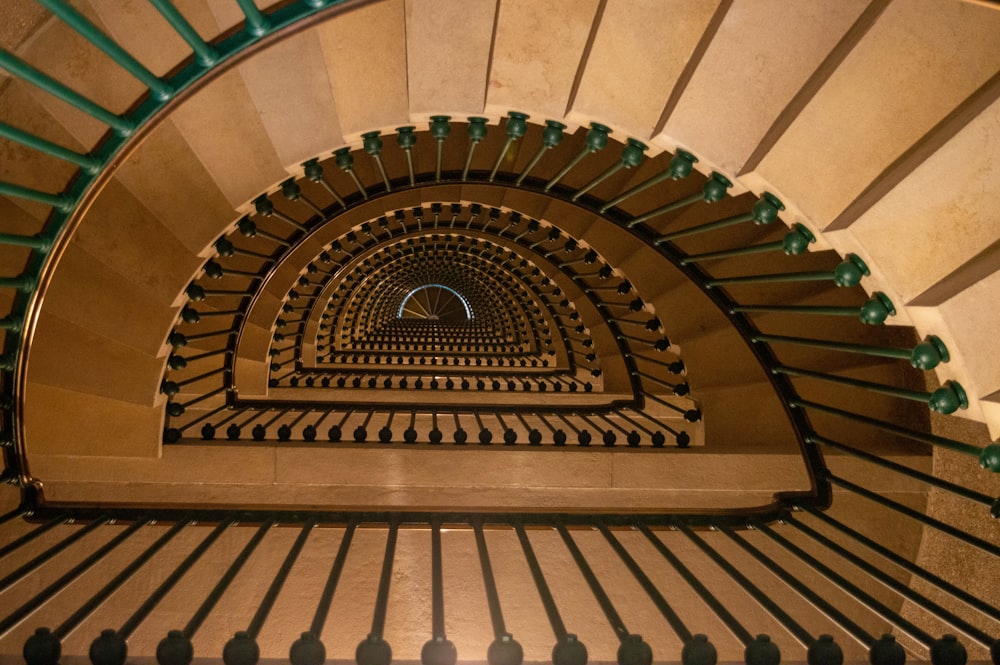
[0,2,997,664]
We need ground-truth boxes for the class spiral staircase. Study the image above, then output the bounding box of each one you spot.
[0,1,998,664]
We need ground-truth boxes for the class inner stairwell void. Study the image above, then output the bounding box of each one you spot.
[0,1,998,664]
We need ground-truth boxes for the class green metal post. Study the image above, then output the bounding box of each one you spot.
[756,333,950,370]
[656,193,783,243]
[0,180,72,212]
[148,0,219,66]
[235,0,270,36]
[489,111,528,182]
[545,123,610,191]
[430,115,451,182]
[626,172,731,228]
[0,122,100,174]
[0,316,22,332]
[731,292,896,325]
[681,224,815,264]
[708,254,870,288]
[789,398,982,457]
[775,366,968,414]
[462,116,488,180]
[0,232,51,251]
[0,275,35,290]
[0,51,133,134]
[572,138,647,201]
[807,434,994,508]
[396,126,417,185]
[599,150,698,213]
[363,131,391,191]
[516,120,565,185]
[37,0,173,100]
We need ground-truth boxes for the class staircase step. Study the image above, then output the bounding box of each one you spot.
[832,95,1000,306]
[405,0,494,121]
[238,28,344,169]
[315,0,408,141]
[40,243,177,355]
[15,0,144,149]
[69,178,203,306]
[744,0,1000,227]
[29,310,163,406]
[87,0,222,77]
[0,80,85,220]
[660,0,872,174]
[169,67,287,208]
[485,0,601,122]
[566,0,721,139]
[111,118,236,254]
[23,381,161,457]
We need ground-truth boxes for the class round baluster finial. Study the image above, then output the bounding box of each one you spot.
[618,635,652,665]
[681,635,716,665]
[745,635,780,665]
[290,632,326,665]
[669,150,698,179]
[24,628,61,665]
[421,637,457,665]
[89,630,127,665]
[356,635,391,665]
[782,223,816,255]
[833,254,870,287]
[859,292,896,325]
[157,631,193,665]
[930,635,966,665]
[869,635,905,665]
[553,635,587,665]
[909,336,949,370]
[702,173,732,203]
[488,634,523,665]
[807,635,842,665]
[929,381,968,415]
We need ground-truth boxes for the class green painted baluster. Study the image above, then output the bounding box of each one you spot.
[281,178,324,217]
[302,158,346,207]
[572,138,647,202]
[656,193,784,244]
[238,218,291,246]
[632,370,689,396]
[0,181,73,212]
[37,0,173,101]
[0,315,22,332]
[235,0,270,36]
[0,51,134,135]
[362,131,391,191]
[545,122,610,191]
[707,253,871,288]
[462,117,488,180]
[0,275,36,291]
[429,115,451,182]
[0,123,100,174]
[732,292,896,325]
[253,195,309,231]
[148,0,218,65]
[775,365,969,415]
[627,172,730,228]
[680,224,815,264]
[489,112,528,181]
[396,126,417,185]
[756,333,950,370]
[0,232,52,251]
[600,150,697,213]
[517,120,565,185]
[333,148,368,200]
